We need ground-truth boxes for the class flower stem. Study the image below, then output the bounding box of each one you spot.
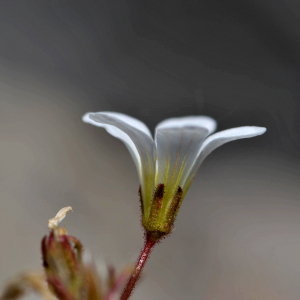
[120,233,157,300]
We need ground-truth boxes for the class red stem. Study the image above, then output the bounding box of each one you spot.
[120,234,157,300]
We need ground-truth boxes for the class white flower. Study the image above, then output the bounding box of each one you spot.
[83,112,266,236]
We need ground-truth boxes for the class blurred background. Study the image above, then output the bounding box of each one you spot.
[0,0,300,299]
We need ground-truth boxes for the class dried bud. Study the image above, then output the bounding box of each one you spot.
[1,207,132,300]
[43,208,85,300]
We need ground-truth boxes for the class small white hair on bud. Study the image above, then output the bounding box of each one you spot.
[48,206,73,230]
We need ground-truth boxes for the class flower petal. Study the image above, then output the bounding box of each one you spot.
[83,112,156,213]
[199,126,266,163]
[83,112,152,137]
[184,126,267,192]
[156,116,217,134]
[155,126,209,209]
[83,112,141,175]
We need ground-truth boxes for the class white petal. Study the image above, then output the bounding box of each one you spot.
[199,126,266,163]
[156,116,217,134]
[83,112,140,174]
[82,112,156,214]
[185,126,267,191]
[83,111,152,137]
[155,126,209,207]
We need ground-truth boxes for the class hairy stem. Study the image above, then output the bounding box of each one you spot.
[120,233,157,300]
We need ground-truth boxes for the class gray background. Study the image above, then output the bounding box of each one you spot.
[0,1,300,299]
